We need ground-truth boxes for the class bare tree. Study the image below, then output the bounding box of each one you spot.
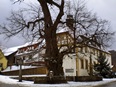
[0,0,114,77]
[68,0,114,49]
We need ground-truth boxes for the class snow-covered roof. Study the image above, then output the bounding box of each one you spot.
[57,26,70,34]
[22,40,39,46]
[3,41,39,56]
[57,28,69,34]
[3,46,22,56]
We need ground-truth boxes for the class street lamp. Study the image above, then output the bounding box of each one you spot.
[17,58,23,82]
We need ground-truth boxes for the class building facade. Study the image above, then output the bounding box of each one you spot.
[15,42,44,66]
[57,31,112,76]
[0,49,7,71]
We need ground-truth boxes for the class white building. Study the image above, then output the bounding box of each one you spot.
[57,31,112,76]
[62,46,112,76]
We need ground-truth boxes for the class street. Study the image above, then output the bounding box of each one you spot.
[94,81,116,87]
[0,82,18,87]
[0,82,28,87]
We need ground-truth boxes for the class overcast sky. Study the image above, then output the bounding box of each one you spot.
[0,0,116,50]
[85,0,116,50]
[0,0,31,48]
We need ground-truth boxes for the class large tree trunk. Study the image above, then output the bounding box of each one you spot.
[45,27,64,76]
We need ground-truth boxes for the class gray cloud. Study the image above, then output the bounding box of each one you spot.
[0,0,116,50]
[0,0,28,48]
[86,0,116,29]
[85,0,116,50]
[0,35,25,48]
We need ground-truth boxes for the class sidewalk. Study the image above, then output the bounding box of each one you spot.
[0,75,116,87]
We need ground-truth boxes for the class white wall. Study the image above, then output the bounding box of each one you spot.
[63,55,76,76]
[78,57,89,76]
[62,47,112,77]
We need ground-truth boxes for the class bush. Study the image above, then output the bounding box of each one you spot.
[75,76,102,82]
[34,76,67,84]
[34,77,48,84]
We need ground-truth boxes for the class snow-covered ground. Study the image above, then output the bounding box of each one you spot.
[2,65,38,72]
[0,75,116,87]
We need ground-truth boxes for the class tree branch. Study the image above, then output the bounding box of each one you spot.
[38,0,53,28]
[53,0,64,29]
[27,18,44,31]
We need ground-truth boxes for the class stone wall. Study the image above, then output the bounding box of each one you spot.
[2,67,47,76]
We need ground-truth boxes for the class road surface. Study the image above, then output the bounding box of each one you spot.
[0,80,116,87]
[0,82,28,87]
[94,81,116,87]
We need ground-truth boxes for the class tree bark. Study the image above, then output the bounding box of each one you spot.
[38,0,64,76]
[45,27,64,76]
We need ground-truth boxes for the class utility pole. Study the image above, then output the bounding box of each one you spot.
[17,58,23,82]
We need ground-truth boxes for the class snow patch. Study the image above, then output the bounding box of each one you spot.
[2,65,38,72]
[0,75,116,87]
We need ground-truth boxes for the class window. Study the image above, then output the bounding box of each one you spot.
[29,55,32,59]
[23,56,25,60]
[85,47,88,53]
[85,59,88,69]
[80,47,83,52]
[64,36,66,39]
[94,61,96,66]
[97,50,100,57]
[87,47,90,53]
[78,47,81,52]
[0,63,3,67]
[92,49,95,55]
[80,59,84,69]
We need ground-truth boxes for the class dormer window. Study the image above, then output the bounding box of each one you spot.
[0,63,3,67]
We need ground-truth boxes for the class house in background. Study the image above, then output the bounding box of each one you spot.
[109,50,116,72]
[2,41,45,71]
[0,49,7,71]
[15,42,45,66]
[3,46,20,66]
[1,41,47,76]
[57,30,112,76]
